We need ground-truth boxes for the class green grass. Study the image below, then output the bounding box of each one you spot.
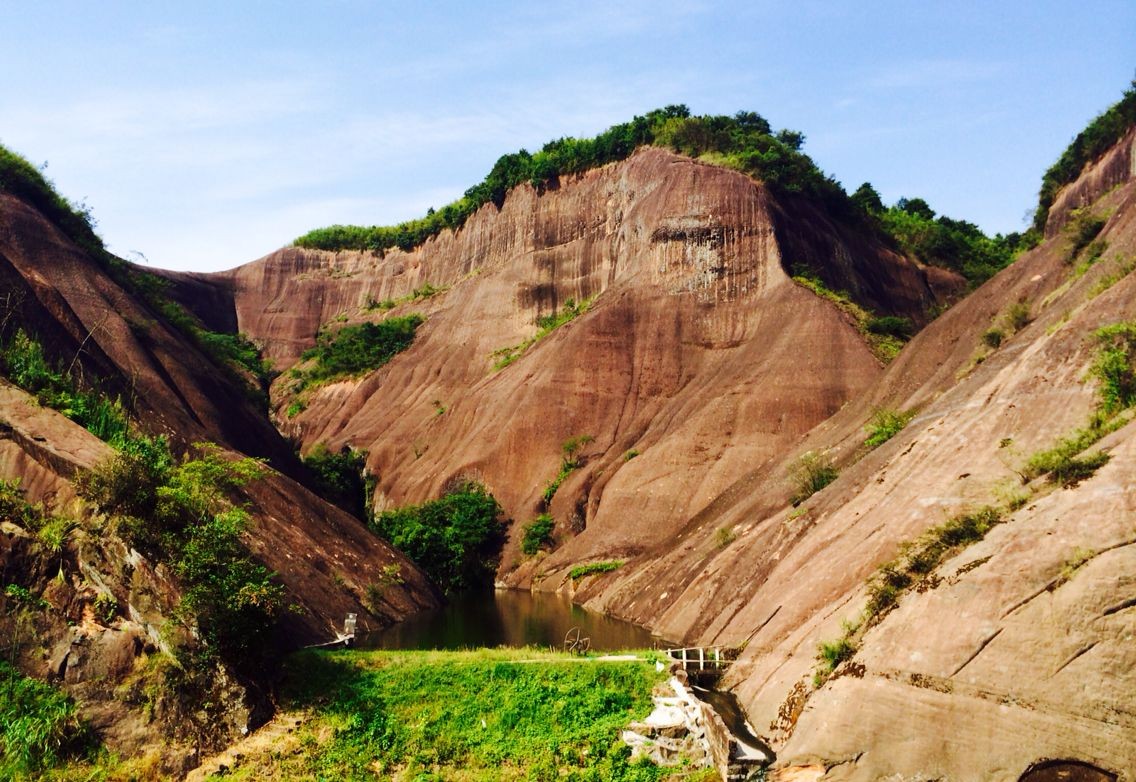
[813,631,858,687]
[294,313,424,391]
[494,298,594,371]
[569,561,625,581]
[865,506,1003,622]
[0,662,91,777]
[222,648,667,781]
[863,408,914,449]
[788,450,838,506]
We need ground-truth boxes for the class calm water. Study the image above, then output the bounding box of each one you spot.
[360,589,666,651]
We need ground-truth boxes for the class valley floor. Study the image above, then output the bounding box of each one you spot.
[191,648,701,782]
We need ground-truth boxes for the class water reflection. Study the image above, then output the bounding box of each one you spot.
[360,589,665,651]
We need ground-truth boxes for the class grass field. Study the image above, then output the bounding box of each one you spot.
[207,647,673,781]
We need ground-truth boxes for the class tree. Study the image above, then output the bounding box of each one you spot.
[851,182,884,214]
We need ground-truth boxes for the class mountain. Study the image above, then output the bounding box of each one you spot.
[2,91,1134,779]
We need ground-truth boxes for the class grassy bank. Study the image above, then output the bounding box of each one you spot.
[209,648,669,781]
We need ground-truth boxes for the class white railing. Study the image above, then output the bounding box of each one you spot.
[664,646,738,672]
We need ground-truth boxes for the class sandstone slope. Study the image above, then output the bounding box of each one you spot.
[0,191,440,645]
[172,148,956,583]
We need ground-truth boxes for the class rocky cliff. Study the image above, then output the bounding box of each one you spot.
[169,148,957,582]
[0,188,440,768]
[170,132,1136,778]
[4,105,1133,780]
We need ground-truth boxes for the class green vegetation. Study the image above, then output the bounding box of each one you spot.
[569,561,624,581]
[815,321,1136,686]
[293,314,423,391]
[521,513,555,556]
[790,273,908,361]
[0,662,91,777]
[371,483,506,594]
[863,408,914,450]
[866,506,1003,621]
[1064,207,1107,262]
[715,526,736,548]
[0,144,103,258]
[872,196,1021,286]
[77,440,285,665]
[295,105,848,255]
[865,316,914,340]
[1090,321,1136,414]
[218,648,666,781]
[813,623,858,686]
[623,449,640,461]
[0,329,130,444]
[494,297,593,370]
[543,434,595,506]
[303,443,369,519]
[981,328,1004,348]
[1021,321,1136,487]
[788,450,838,506]
[1023,429,1112,487]
[1033,80,1136,233]
[122,269,273,404]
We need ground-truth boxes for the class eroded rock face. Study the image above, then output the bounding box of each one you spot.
[175,149,953,593]
[0,198,440,645]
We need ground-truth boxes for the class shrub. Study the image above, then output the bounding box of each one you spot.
[303,443,369,519]
[789,451,838,506]
[863,408,914,449]
[982,328,1004,349]
[1005,301,1032,332]
[0,479,36,529]
[297,314,423,389]
[1064,209,1107,261]
[1091,321,1136,414]
[542,435,595,506]
[521,514,555,556]
[865,316,914,339]
[77,441,283,666]
[371,483,506,594]
[715,526,736,548]
[0,329,131,444]
[568,561,624,580]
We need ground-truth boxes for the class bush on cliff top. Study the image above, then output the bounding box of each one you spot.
[1033,80,1136,234]
[0,144,104,257]
[294,105,848,254]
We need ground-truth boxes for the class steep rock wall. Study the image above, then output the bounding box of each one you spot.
[200,149,952,578]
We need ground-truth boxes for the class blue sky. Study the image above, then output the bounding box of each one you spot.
[1,1,1133,272]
